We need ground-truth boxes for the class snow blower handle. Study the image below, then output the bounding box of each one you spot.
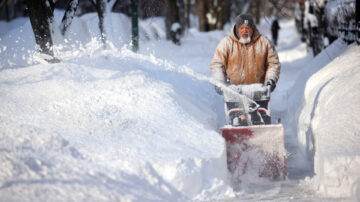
[266,85,271,99]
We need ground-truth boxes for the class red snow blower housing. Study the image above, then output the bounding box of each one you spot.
[220,83,286,180]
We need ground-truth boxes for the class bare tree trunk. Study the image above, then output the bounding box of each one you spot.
[177,0,186,33]
[250,0,261,24]
[197,0,207,31]
[60,0,79,36]
[223,0,232,26]
[96,0,106,46]
[216,0,229,30]
[91,0,106,48]
[208,1,216,30]
[185,0,191,28]
[131,0,139,52]
[91,0,117,48]
[357,0,359,44]
[166,0,181,44]
[197,0,230,32]
[27,0,59,63]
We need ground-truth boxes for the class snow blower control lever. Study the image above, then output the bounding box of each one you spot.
[222,83,271,126]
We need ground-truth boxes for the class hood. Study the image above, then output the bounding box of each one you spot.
[230,24,261,44]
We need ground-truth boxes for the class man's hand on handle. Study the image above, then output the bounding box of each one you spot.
[215,81,275,96]
[215,86,223,95]
[266,79,276,92]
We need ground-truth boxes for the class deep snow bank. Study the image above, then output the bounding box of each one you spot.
[0,12,234,200]
[0,50,234,200]
[295,40,360,199]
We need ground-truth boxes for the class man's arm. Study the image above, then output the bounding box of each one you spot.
[210,37,230,84]
[265,40,281,84]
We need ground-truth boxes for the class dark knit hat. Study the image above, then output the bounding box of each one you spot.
[235,14,255,29]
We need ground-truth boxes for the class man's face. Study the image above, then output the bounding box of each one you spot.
[237,25,253,39]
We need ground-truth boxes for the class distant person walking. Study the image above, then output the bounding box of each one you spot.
[271,19,280,46]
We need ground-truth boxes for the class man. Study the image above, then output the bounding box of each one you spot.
[210,14,280,97]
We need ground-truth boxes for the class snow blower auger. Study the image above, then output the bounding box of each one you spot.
[220,83,286,180]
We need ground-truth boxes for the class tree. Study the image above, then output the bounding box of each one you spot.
[91,0,106,47]
[60,0,79,36]
[184,0,191,28]
[131,0,139,51]
[165,0,182,44]
[197,0,207,31]
[139,0,166,18]
[356,0,359,44]
[250,0,261,24]
[27,0,59,63]
[90,0,117,48]
[27,0,81,62]
[197,0,230,32]
[229,0,252,20]
[0,0,15,21]
[267,0,297,19]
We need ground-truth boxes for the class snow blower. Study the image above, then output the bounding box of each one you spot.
[220,83,286,180]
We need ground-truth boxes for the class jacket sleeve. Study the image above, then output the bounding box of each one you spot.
[210,37,230,84]
[265,39,281,83]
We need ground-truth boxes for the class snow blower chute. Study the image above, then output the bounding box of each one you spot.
[220,84,286,180]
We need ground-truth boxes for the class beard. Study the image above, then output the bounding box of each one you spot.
[239,36,251,44]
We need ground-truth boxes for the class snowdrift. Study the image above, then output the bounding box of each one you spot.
[0,12,234,201]
[292,39,360,199]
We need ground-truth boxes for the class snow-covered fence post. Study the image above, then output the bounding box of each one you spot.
[131,0,139,52]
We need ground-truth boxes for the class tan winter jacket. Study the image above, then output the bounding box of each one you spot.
[210,24,281,85]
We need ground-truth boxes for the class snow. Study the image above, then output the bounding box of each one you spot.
[304,0,319,29]
[226,125,286,186]
[171,23,181,32]
[0,9,359,201]
[296,42,360,198]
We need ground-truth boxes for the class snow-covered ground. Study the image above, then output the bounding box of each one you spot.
[0,10,359,201]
